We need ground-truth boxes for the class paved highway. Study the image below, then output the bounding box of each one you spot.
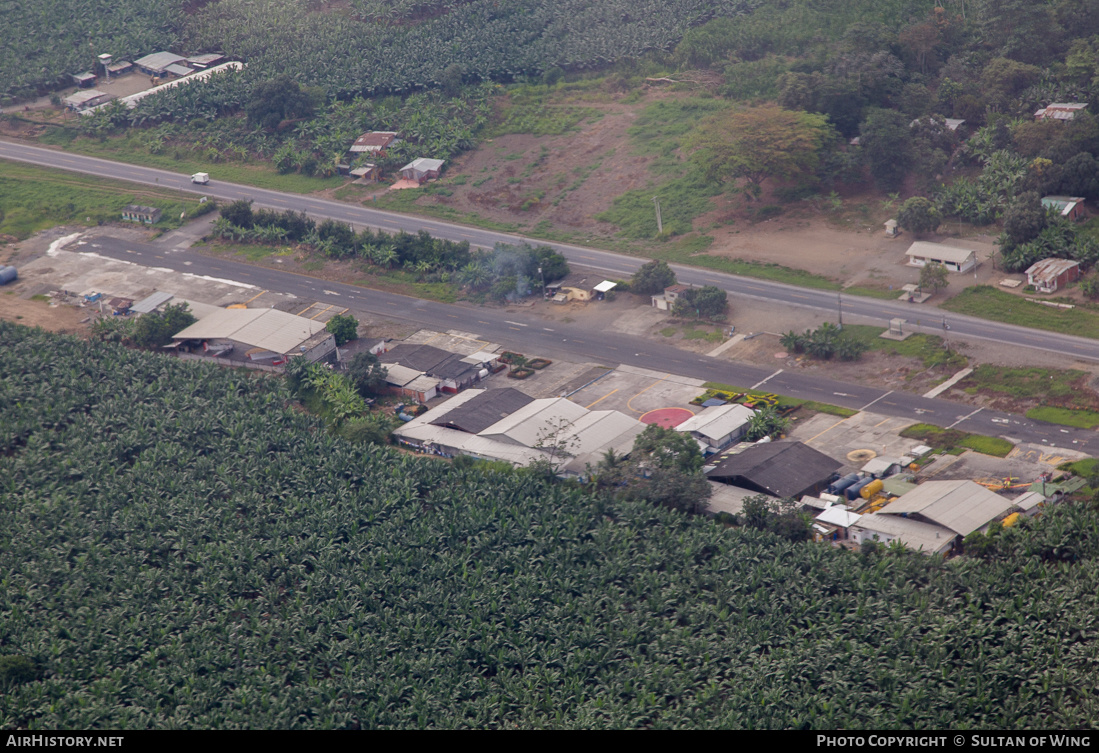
[72,231,1097,452]
[5,139,1099,364]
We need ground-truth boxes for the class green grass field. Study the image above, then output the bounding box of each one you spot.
[0,160,212,239]
[960,365,1090,407]
[1025,406,1099,429]
[941,286,1099,339]
[841,325,968,370]
[900,423,1015,458]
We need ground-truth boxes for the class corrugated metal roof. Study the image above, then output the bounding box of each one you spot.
[1025,257,1079,281]
[401,158,445,172]
[350,131,398,152]
[130,291,175,313]
[172,308,325,354]
[593,280,617,293]
[562,410,644,455]
[430,388,533,434]
[134,51,186,71]
[817,506,861,527]
[677,404,755,442]
[165,64,193,77]
[480,398,587,446]
[382,363,425,387]
[853,513,954,554]
[905,241,976,264]
[63,89,108,105]
[878,480,1013,536]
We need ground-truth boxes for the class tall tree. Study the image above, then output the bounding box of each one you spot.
[347,351,388,397]
[630,260,677,295]
[672,286,728,320]
[860,108,912,192]
[688,104,831,200]
[325,314,359,346]
[897,196,941,236]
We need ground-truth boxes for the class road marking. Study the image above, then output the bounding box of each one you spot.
[948,407,983,429]
[807,416,852,443]
[790,294,810,299]
[543,327,554,332]
[626,376,669,414]
[751,369,782,390]
[585,388,620,409]
[504,320,528,327]
[447,314,458,318]
[859,390,892,412]
[478,320,489,324]
[509,326,522,331]
[322,290,340,296]
[154,255,164,259]
[244,290,267,304]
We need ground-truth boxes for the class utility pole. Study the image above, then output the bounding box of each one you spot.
[837,291,843,330]
[653,196,662,234]
[538,266,545,297]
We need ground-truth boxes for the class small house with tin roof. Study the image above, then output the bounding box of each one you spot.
[350,131,399,156]
[1025,258,1081,293]
[1041,196,1086,222]
[1034,103,1087,121]
[121,205,162,224]
[399,158,444,183]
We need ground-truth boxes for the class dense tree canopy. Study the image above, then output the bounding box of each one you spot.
[326,314,360,346]
[898,196,940,236]
[860,108,912,192]
[347,351,388,397]
[630,260,678,296]
[672,285,729,320]
[688,105,832,199]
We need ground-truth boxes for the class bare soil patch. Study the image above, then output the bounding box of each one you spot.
[0,291,92,335]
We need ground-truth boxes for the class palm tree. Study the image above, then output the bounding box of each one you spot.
[780,331,805,353]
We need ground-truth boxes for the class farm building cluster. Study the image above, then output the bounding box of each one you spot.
[63,51,240,114]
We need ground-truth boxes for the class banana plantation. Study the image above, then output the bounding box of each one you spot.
[4,321,1099,728]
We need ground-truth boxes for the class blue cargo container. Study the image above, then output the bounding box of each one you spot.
[828,473,860,495]
[845,476,874,501]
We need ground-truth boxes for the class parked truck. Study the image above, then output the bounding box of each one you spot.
[191,172,210,185]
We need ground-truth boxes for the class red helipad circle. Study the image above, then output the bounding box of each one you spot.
[639,407,695,428]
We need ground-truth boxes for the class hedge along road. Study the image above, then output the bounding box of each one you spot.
[5,139,1099,363]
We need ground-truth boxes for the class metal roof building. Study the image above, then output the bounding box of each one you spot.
[676,403,755,453]
[1034,103,1087,121]
[394,389,645,476]
[84,62,244,114]
[130,291,175,314]
[172,308,326,355]
[63,89,112,111]
[480,398,589,447]
[1041,196,1086,220]
[399,158,445,183]
[429,388,534,434]
[350,131,399,153]
[851,512,955,555]
[904,241,977,273]
[876,480,1014,538]
[1025,257,1081,293]
[707,441,842,499]
[134,51,186,74]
